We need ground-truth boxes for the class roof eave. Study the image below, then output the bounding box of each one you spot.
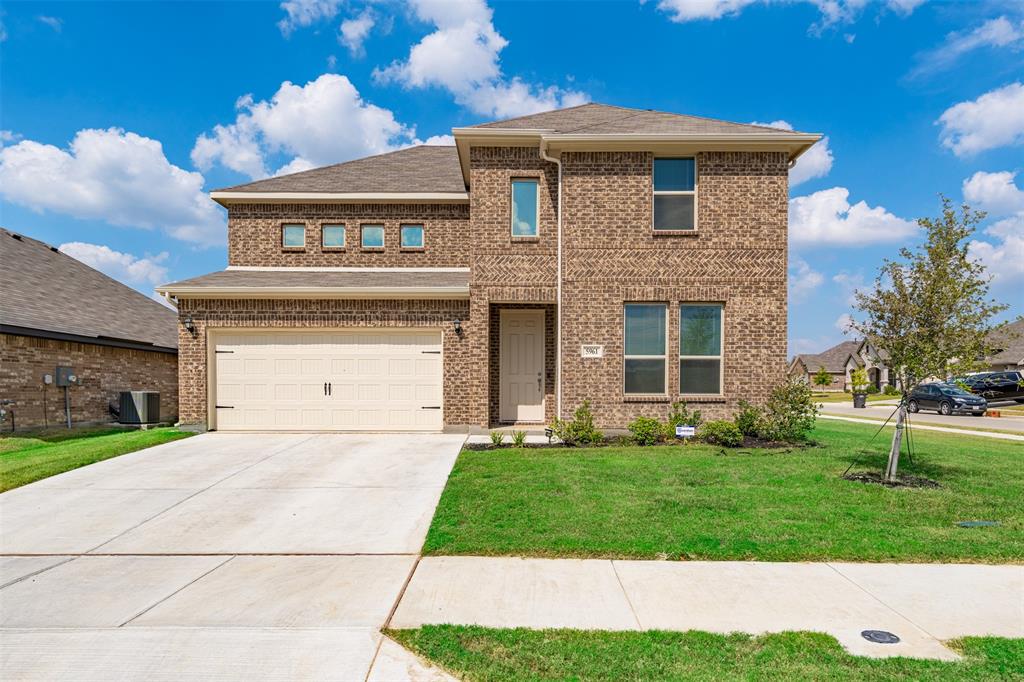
[210,191,470,206]
[155,285,471,300]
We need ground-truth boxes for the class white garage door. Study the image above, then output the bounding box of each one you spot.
[213,330,443,431]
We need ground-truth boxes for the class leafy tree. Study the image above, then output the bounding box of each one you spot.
[813,366,832,390]
[849,367,870,394]
[849,197,1011,481]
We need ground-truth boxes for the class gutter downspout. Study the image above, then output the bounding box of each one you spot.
[539,137,563,420]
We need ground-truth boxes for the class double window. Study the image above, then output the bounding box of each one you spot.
[282,224,305,248]
[361,224,384,249]
[511,179,539,237]
[322,224,345,248]
[653,158,696,231]
[623,302,723,395]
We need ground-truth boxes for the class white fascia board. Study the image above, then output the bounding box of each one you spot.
[226,266,470,273]
[154,285,470,300]
[210,191,469,205]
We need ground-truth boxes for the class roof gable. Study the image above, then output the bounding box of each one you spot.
[795,340,861,373]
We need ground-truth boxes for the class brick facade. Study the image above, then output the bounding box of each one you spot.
[0,333,178,429]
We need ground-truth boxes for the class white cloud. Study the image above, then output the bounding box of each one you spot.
[192,74,419,180]
[340,8,375,56]
[835,313,855,333]
[37,15,62,32]
[832,270,866,305]
[963,170,1024,284]
[0,128,224,246]
[789,257,824,302]
[423,134,455,146]
[886,0,926,15]
[938,82,1024,157]
[910,16,1024,79]
[963,170,1024,216]
[278,0,341,36]
[751,120,833,186]
[374,0,587,118]
[0,130,19,148]
[789,187,918,245]
[655,0,922,31]
[969,229,1024,284]
[59,242,169,287]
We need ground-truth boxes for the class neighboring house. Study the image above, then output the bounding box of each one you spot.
[0,229,178,429]
[984,319,1024,372]
[788,338,893,392]
[157,103,820,432]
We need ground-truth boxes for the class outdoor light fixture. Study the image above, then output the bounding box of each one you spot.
[183,315,197,337]
[453,318,463,337]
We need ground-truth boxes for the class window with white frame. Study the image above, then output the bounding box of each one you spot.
[282,223,305,248]
[511,179,539,237]
[624,303,667,394]
[361,224,384,249]
[679,304,722,394]
[653,158,696,230]
[322,224,345,248]
[401,224,424,248]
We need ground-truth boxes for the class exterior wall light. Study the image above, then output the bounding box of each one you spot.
[183,315,197,337]
[453,318,463,337]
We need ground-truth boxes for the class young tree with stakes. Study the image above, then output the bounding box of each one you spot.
[813,366,832,391]
[848,197,1011,482]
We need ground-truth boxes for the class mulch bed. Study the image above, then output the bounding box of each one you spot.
[842,471,941,488]
[465,436,804,452]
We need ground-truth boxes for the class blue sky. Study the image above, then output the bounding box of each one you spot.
[1,0,1021,356]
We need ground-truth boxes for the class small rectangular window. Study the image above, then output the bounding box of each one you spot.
[282,224,305,248]
[680,304,722,394]
[511,179,539,237]
[653,158,696,231]
[401,224,424,249]
[624,304,667,394]
[361,224,384,249]
[322,224,345,248]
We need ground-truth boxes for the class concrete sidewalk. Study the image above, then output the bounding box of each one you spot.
[390,556,1024,661]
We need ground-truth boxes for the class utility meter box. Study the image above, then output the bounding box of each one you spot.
[55,366,78,387]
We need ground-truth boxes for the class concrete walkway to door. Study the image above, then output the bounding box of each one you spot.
[0,432,464,681]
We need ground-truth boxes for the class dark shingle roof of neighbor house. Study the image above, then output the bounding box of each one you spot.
[0,229,178,351]
[469,103,806,136]
[214,145,465,195]
[988,319,1024,366]
[795,340,861,373]
[158,268,469,293]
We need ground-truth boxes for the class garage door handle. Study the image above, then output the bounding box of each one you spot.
[216,405,234,409]
[421,406,441,410]
[324,382,328,396]
[328,382,332,396]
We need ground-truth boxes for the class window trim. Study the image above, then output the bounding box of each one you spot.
[679,302,724,396]
[321,223,346,250]
[400,223,425,250]
[360,223,385,250]
[652,157,698,233]
[510,177,541,239]
[281,223,306,249]
[623,302,669,396]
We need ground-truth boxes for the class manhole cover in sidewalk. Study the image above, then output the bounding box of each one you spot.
[861,630,901,644]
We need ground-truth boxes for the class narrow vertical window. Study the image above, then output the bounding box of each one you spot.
[282,224,305,248]
[511,179,539,237]
[322,224,345,248]
[653,158,696,231]
[361,224,384,249]
[624,304,667,394]
[680,304,723,394]
[401,224,424,249]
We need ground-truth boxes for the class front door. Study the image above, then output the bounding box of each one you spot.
[499,309,545,422]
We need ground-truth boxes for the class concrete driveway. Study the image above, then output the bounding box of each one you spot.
[0,432,464,680]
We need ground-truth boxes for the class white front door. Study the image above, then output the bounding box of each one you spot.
[499,309,545,422]
[212,329,443,431]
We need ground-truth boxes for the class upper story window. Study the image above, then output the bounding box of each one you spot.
[361,224,384,249]
[653,158,696,231]
[680,304,722,394]
[401,224,424,249]
[322,224,345,248]
[511,179,539,237]
[282,224,306,248]
[624,303,667,394]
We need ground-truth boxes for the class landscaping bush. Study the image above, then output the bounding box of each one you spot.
[628,416,663,446]
[489,431,505,446]
[866,385,880,394]
[511,430,527,448]
[758,381,819,442]
[734,400,761,437]
[698,420,743,447]
[550,400,604,446]
[883,384,899,396]
[664,400,702,439]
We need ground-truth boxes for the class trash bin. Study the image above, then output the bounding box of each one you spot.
[852,392,867,409]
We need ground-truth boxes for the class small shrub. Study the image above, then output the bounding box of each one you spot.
[628,416,663,446]
[550,400,604,446]
[759,380,819,442]
[883,384,899,396]
[698,420,743,447]
[866,385,880,394]
[489,431,505,446]
[733,400,762,437]
[664,400,702,440]
[511,430,527,448]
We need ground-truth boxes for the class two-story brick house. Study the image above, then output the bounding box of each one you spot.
[158,104,819,432]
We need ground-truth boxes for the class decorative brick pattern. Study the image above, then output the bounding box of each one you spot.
[0,333,178,429]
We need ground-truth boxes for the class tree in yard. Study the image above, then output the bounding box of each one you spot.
[848,196,1012,482]
[813,366,832,391]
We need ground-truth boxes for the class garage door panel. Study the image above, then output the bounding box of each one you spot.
[214,330,442,432]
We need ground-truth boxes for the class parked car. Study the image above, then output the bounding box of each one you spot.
[956,371,1024,403]
[907,383,987,416]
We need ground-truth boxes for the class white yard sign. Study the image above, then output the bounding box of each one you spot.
[675,425,696,438]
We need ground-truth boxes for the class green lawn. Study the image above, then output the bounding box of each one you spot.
[814,392,895,403]
[0,426,193,492]
[423,420,1023,563]
[390,627,1023,682]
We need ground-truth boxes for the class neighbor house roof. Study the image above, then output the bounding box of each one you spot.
[793,340,861,373]
[210,146,466,204]
[157,268,470,300]
[0,229,178,352]
[987,319,1024,366]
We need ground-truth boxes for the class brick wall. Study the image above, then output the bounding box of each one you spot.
[227,202,470,267]
[0,333,178,429]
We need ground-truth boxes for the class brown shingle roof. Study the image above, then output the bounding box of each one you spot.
[0,229,178,351]
[470,103,807,136]
[988,319,1024,366]
[159,268,469,292]
[795,340,860,373]
[214,145,465,195]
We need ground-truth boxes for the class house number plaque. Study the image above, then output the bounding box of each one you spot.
[581,344,604,358]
